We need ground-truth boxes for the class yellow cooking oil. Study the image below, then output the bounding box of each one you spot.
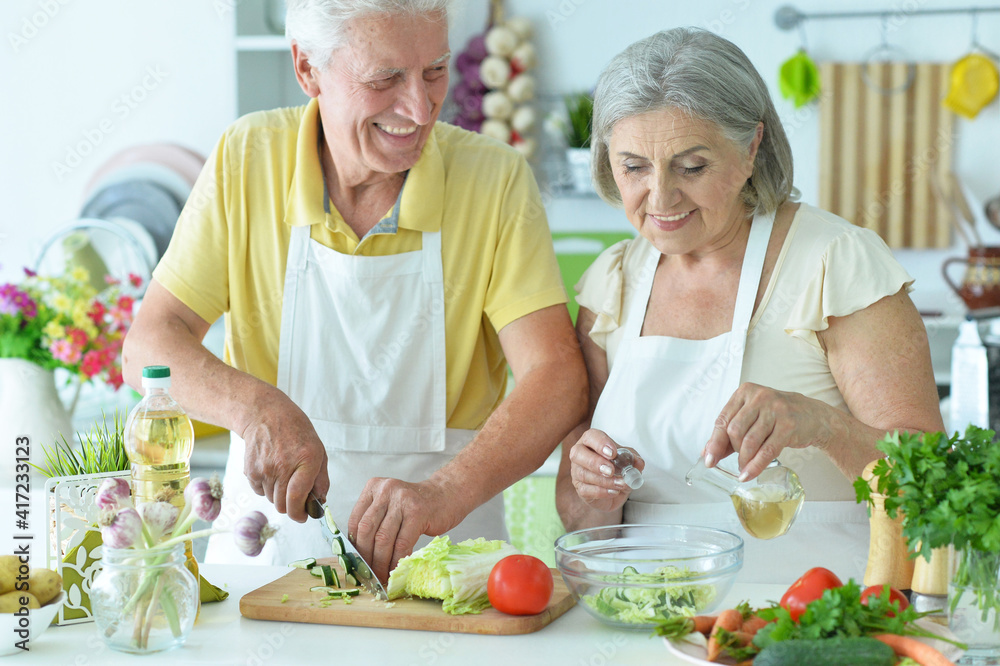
[125,366,200,612]
[731,485,804,540]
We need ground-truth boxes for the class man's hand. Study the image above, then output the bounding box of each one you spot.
[347,477,463,583]
[240,399,329,523]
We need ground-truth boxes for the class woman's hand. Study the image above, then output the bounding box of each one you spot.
[702,382,836,481]
[569,429,646,513]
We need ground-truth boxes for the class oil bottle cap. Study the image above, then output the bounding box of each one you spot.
[141,365,171,388]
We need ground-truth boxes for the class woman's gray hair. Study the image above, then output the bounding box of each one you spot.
[285,0,451,70]
[591,28,794,216]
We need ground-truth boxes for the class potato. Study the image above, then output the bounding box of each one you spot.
[0,555,22,595]
[0,591,39,613]
[28,568,62,606]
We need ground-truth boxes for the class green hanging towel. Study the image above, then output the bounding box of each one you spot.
[779,49,821,108]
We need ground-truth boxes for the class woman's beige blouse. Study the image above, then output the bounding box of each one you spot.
[575,204,914,500]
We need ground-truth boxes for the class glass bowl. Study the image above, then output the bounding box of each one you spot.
[554,524,744,630]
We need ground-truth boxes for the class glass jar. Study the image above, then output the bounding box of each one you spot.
[948,544,1000,665]
[91,543,198,654]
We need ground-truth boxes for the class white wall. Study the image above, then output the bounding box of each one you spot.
[0,0,235,284]
[2,0,999,319]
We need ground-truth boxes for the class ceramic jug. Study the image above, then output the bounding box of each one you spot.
[942,247,1000,311]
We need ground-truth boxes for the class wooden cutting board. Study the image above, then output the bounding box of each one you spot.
[239,559,576,635]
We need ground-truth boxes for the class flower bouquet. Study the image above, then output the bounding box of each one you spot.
[90,476,277,653]
[0,266,141,402]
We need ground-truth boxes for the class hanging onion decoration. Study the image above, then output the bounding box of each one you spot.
[451,1,538,160]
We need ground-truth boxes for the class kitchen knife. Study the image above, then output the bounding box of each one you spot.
[306,491,388,601]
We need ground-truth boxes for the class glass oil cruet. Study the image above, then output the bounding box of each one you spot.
[685,457,805,539]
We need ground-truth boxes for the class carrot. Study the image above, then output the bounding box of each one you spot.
[741,614,768,636]
[873,633,956,666]
[707,608,743,661]
[692,615,719,635]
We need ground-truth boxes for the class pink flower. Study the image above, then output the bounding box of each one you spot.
[110,306,132,331]
[88,300,106,325]
[66,327,89,349]
[80,350,105,378]
[50,338,82,364]
[117,295,135,311]
[104,274,120,286]
[128,273,143,288]
[22,267,37,278]
[107,367,124,390]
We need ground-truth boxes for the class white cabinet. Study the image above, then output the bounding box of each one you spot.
[234,0,307,117]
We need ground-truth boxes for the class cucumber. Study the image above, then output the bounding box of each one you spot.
[344,573,359,587]
[331,536,346,555]
[289,557,317,569]
[309,567,323,578]
[754,637,895,666]
[319,564,339,587]
[338,554,353,575]
[324,507,341,535]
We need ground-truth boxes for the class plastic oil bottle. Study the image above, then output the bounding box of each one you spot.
[125,366,199,599]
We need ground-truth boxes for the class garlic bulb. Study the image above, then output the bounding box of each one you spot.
[484,25,518,57]
[482,91,514,120]
[511,106,537,133]
[481,119,512,144]
[510,42,537,71]
[506,74,536,103]
[479,56,512,89]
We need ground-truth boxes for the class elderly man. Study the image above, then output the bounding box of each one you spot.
[122,0,586,580]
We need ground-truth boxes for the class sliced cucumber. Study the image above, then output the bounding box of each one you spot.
[337,554,353,575]
[322,588,360,599]
[331,535,346,555]
[316,564,338,587]
[324,506,341,535]
[344,573,359,587]
[289,557,317,570]
[622,565,639,575]
[309,567,323,578]
[310,585,336,593]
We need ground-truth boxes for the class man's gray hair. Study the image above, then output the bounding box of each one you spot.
[591,28,794,216]
[285,0,451,70]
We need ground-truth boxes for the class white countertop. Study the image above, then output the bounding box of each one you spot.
[21,564,787,665]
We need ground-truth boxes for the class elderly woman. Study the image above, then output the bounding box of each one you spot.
[124,0,586,580]
[556,28,943,583]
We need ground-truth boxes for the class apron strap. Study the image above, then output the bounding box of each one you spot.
[729,210,775,352]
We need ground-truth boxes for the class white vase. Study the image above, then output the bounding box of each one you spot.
[0,359,75,543]
[565,147,595,194]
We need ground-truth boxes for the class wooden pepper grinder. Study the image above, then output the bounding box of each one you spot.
[862,460,915,590]
[910,546,950,614]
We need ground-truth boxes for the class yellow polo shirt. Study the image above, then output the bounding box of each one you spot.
[154,99,566,429]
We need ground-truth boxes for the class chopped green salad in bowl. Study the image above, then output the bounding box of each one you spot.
[554,524,743,630]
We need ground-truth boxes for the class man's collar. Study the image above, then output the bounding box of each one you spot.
[284,98,444,233]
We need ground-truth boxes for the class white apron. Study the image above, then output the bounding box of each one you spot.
[590,212,870,585]
[206,210,506,565]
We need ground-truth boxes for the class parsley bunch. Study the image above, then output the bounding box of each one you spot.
[855,427,1000,559]
[754,581,939,648]
[856,427,1000,630]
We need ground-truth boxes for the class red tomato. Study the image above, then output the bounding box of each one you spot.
[487,555,554,615]
[780,567,844,622]
[860,584,910,617]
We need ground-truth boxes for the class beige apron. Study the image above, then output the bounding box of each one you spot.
[206,209,505,565]
[590,212,869,585]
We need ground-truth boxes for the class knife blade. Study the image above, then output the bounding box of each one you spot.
[306,491,388,601]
